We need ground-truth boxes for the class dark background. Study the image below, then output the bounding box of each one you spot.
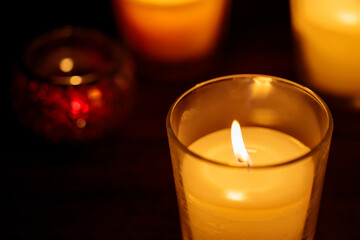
[2,1,359,239]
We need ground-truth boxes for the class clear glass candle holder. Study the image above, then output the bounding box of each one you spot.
[12,27,135,142]
[166,74,333,240]
[290,0,360,110]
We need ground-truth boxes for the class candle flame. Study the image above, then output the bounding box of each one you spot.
[231,120,253,167]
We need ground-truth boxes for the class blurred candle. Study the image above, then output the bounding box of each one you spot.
[12,27,135,142]
[112,0,229,62]
[291,0,360,97]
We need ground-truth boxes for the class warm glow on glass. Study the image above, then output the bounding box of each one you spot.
[88,88,102,100]
[253,76,272,86]
[338,12,359,25]
[231,120,253,166]
[59,57,74,72]
[252,76,273,97]
[71,97,89,116]
[226,191,245,201]
[76,118,87,128]
[69,76,83,85]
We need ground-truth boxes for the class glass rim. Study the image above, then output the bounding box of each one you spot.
[166,74,334,169]
[20,26,127,86]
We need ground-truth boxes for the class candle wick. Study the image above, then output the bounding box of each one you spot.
[235,154,253,167]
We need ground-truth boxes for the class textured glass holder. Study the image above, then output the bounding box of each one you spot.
[12,27,135,142]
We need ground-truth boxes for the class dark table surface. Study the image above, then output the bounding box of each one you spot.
[2,1,360,239]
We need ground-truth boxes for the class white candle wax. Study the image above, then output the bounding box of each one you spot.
[291,0,360,96]
[182,127,314,240]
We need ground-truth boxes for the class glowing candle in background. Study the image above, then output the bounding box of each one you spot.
[291,0,360,102]
[112,0,230,62]
[167,75,333,240]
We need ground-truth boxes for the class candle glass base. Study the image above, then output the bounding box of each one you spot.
[166,74,333,240]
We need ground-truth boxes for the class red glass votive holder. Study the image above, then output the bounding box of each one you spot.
[12,27,135,142]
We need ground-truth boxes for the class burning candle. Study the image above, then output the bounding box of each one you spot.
[183,121,313,239]
[291,0,360,98]
[167,74,333,240]
[112,0,229,62]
